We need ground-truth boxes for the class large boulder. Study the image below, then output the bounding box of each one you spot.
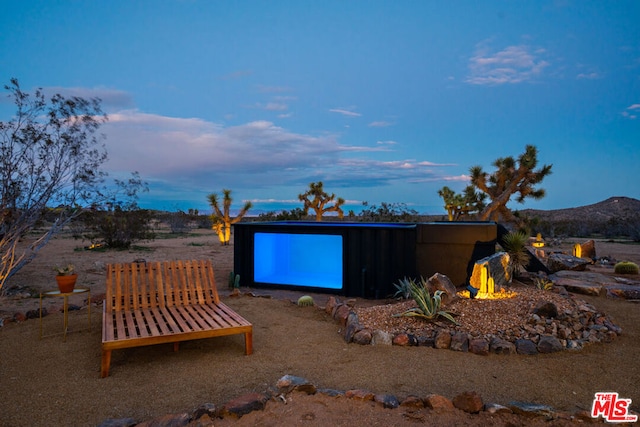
[573,239,596,260]
[547,253,590,273]
[469,252,511,296]
[426,273,458,305]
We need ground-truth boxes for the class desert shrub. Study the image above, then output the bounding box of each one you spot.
[392,277,457,324]
[614,261,639,275]
[258,207,307,221]
[82,207,155,249]
[357,202,419,222]
[500,231,530,276]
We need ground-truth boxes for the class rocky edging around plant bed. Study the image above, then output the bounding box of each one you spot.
[96,374,623,426]
[324,294,622,355]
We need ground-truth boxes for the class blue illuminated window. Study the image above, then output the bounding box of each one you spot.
[253,232,343,290]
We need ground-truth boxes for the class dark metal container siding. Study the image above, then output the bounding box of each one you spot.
[233,221,417,299]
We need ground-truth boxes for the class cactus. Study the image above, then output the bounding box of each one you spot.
[614,261,639,275]
[297,295,315,307]
[228,271,241,289]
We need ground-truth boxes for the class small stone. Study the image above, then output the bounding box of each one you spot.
[566,340,582,350]
[434,330,451,349]
[417,336,435,347]
[400,395,425,408]
[533,301,558,318]
[537,335,563,353]
[392,333,410,346]
[484,403,512,414]
[371,330,393,345]
[333,304,351,326]
[352,329,372,345]
[450,331,469,352]
[345,389,375,401]
[508,401,554,419]
[26,309,41,319]
[222,392,268,418]
[325,296,338,314]
[374,393,399,409]
[276,375,316,394]
[452,391,483,414]
[515,339,538,355]
[318,388,344,397]
[12,312,26,322]
[469,338,489,356]
[490,338,516,355]
[424,394,454,412]
[191,403,217,421]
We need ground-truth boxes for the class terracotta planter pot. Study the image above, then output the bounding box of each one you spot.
[55,274,77,293]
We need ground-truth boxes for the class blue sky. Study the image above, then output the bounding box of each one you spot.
[1,1,639,215]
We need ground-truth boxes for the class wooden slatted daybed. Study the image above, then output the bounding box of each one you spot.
[101,259,253,377]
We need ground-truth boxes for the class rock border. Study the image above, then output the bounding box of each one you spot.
[324,289,623,355]
[97,374,626,426]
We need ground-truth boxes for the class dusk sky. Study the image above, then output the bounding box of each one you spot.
[1,1,639,215]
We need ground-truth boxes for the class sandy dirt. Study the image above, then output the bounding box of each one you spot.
[0,229,639,426]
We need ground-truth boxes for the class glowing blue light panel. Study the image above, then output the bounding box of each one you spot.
[254,232,343,289]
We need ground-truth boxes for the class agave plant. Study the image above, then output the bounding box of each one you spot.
[393,278,458,324]
[533,276,554,291]
[500,230,530,277]
[392,277,413,300]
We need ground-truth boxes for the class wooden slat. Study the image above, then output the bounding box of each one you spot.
[114,264,123,312]
[130,263,139,310]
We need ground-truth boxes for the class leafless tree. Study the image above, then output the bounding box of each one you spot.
[0,79,108,292]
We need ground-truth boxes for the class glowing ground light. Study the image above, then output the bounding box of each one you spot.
[459,262,517,300]
[532,233,545,249]
[457,288,517,300]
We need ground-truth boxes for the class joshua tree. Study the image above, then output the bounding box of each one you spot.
[207,189,252,245]
[437,185,486,221]
[298,181,344,222]
[470,145,552,222]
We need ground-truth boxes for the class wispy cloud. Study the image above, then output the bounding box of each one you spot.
[368,120,394,127]
[43,86,134,109]
[102,110,458,194]
[576,72,602,80]
[255,102,288,111]
[622,103,640,119]
[466,43,550,85]
[329,107,362,117]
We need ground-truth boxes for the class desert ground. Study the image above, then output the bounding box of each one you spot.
[0,228,639,426]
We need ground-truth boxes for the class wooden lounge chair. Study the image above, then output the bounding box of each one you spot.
[101,259,252,377]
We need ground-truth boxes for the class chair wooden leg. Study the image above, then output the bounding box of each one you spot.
[101,350,112,378]
[245,330,253,355]
[173,342,180,352]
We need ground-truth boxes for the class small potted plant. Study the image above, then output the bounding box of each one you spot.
[54,264,77,293]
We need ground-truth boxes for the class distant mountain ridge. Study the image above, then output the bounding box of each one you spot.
[521,196,640,222]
